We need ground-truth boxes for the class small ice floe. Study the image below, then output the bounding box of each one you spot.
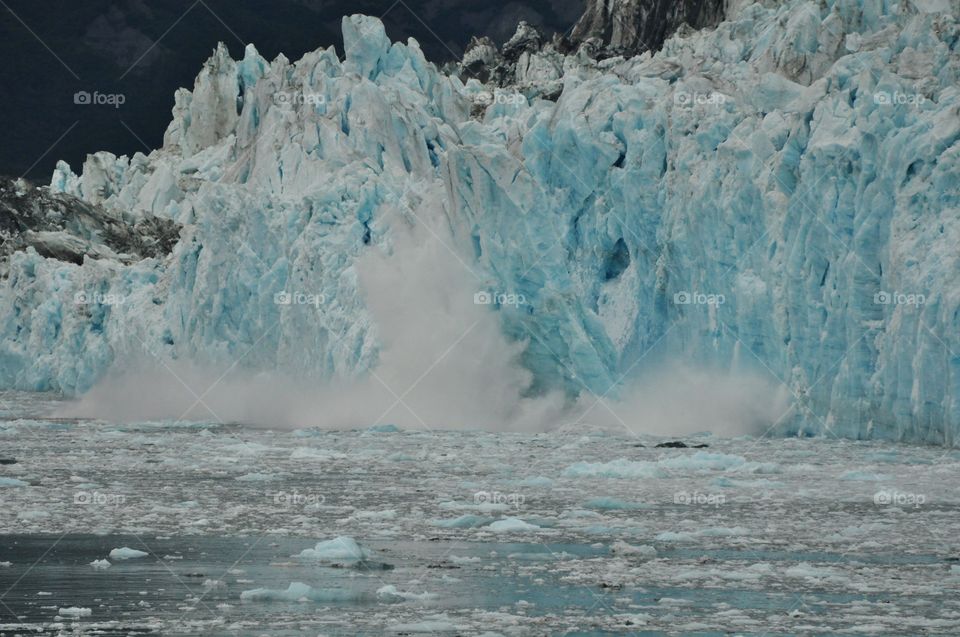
[432,514,493,528]
[234,472,280,482]
[0,477,28,487]
[785,562,847,583]
[109,547,149,560]
[487,517,540,533]
[655,526,750,542]
[58,607,92,617]
[222,442,273,457]
[0,561,11,567]
[559,509,603,520]
[658,452,747,471]
[289,447,345,461]
[513,476,554,488]
[613,612,653,626]
[839,470,888,481]
[376,585,437,603]
[610,541,657,560]
[564,459,666,479]
[507,551,570,561]
[437,499,510,514]
[352,509,397,520]
[297,536,369,561]
[90,559,111,570]
[567,453,767,479]
[584,497,651,511]
[296,536,390,569]
[698,526,750,537]
[18,510,49,520]
[387,615,459,634]
[239,582,367,603]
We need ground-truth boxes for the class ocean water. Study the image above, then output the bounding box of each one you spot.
[1,392,959,635]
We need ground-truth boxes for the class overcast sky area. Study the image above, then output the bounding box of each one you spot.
[0,0,583,181]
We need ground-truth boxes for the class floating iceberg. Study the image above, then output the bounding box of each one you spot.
[376,584,437,603]
[108,547,149,560]
[296,536,371,563]
[487,517,541,532]
[239,581,366,603]
[610,541,657,559]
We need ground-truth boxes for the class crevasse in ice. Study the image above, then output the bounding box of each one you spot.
[2,0,959,443]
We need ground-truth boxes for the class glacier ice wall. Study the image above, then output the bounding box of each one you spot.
[2,0,959,443]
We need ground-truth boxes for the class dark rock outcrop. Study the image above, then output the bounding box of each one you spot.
[0,177,180,267]
[457,0,725,88]
[568,0,725,56]
[655,441,710,448]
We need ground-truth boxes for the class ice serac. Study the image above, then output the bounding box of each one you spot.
[1,2,959,444]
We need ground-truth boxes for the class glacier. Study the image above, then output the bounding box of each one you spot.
[1,0,959,443]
